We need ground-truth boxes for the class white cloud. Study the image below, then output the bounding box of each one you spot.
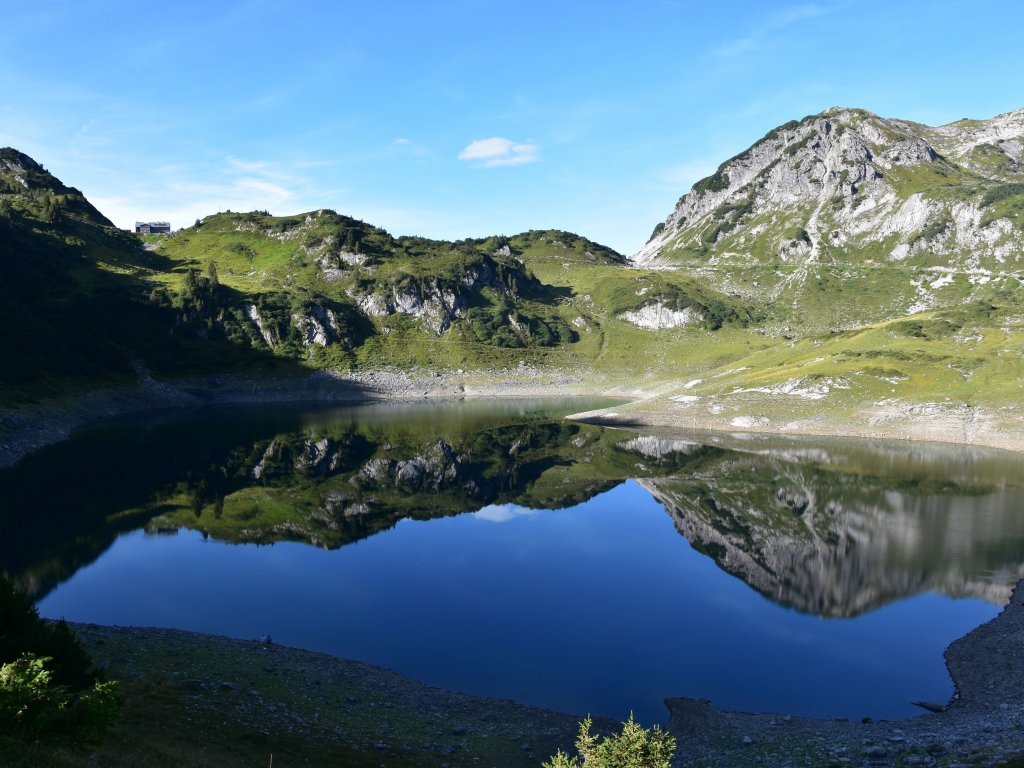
[457,137,540,168]
[473,504,541,523]
[226,156,270,173]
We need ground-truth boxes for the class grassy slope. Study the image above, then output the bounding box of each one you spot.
[147,213,758,382]
[604,116,1024,436]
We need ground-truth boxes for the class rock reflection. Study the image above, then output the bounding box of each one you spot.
[622,436,1024,615]
[2,403,1023,619]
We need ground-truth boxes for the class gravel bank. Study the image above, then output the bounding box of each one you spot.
[0,366,644,470]
[71,622,613,767]
[568,398,1024,455]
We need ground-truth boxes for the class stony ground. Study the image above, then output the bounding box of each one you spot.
[66,623,612,768]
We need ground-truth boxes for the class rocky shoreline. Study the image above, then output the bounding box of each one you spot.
[0,366,636,470]
[569,396,1024,455]
[70,622,612,768]
[3,367,1022,473]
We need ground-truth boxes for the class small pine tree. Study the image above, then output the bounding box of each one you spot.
[542,714,675,768]
[184,267,201,297]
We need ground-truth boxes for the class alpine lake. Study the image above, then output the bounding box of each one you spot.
[3,398,1023,726]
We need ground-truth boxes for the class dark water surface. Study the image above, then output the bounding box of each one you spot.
[3,399,1023,725]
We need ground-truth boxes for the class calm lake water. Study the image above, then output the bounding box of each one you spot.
[3,399,1024,725]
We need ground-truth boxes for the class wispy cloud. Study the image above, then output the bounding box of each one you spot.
[89,155,317,230]
[226,156,270,173]
[712,3,833,58]
[474,504,541,523]
[457,137,540,168]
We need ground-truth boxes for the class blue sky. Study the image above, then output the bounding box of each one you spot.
[3,0,1023,254]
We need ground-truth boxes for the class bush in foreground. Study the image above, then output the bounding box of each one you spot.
[0,577,118,741]
[543,713,675,768]
[0,654,118,740]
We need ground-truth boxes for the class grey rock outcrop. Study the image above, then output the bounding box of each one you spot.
[634,107,1024,277]
[292,304,351,348]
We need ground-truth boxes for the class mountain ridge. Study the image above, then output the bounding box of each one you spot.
[2,103,1023,461]
[634,105,1024,285]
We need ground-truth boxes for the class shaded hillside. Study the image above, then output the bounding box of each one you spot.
[0,150,303,405]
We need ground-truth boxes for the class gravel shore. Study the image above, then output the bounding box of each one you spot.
[568,396,1024,455]
[6,366,1021,473]
[0,366,639,470]
[70,622,613,767]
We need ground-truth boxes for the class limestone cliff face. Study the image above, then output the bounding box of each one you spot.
[634,107,1024,282]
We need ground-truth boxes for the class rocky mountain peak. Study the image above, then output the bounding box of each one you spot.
[633,106,1024,278]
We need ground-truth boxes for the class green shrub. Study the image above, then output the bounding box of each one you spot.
[980,183,1024,207]
[0,578,119,741]
[0,579,92,690]
[543,714,675,768]
[0,654,118,741]
[693,169,730,194]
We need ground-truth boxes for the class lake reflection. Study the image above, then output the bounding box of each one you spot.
[2,400,1023,724]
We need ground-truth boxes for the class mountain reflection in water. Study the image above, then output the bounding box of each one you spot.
[2,401,1023,721]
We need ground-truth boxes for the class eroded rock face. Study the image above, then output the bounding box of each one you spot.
[354,440,465,491]
[352,284,466,334]
[351,259,508,335]
[244,303,277,348]
[292,304,350,348]
[634,107,1024,274]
